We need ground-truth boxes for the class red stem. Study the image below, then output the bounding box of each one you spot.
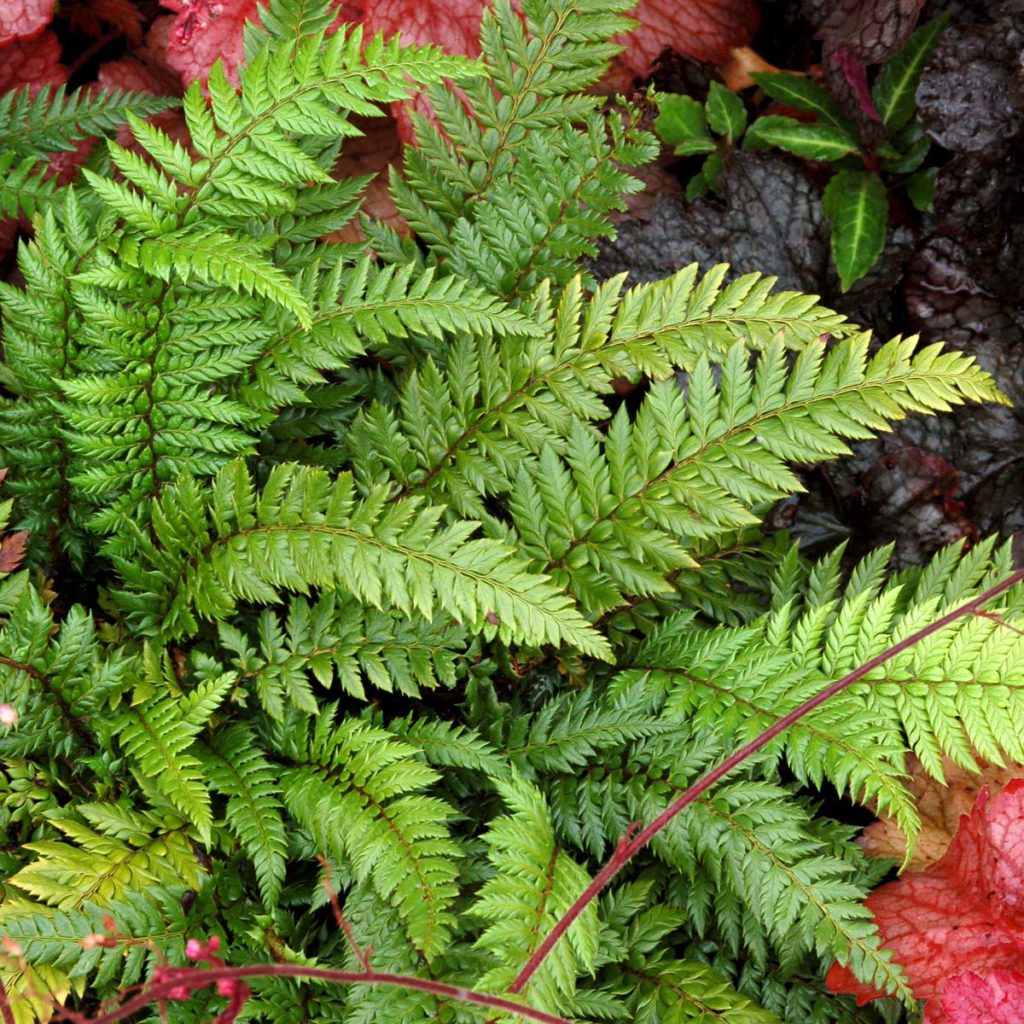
[71,965,571,1024]
[507,567,1024,994]
[0,979,16,1024]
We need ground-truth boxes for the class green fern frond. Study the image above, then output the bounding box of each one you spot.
[0,85,176,159]
[511,333,1003,615]
[115,674,232,842]
[198,724,287,907]
[0,889,188,989]
[114,459,610,659]
[504,686,672,775]
[381,0,656,294]
[473,775,600,1014]
[618,957,781,1024]
[277,707,460,958]
[7,807,199,910]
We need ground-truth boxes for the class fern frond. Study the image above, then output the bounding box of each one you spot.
[511,334,1003,615]
[0,85,176,159]
[504,685,672,775]
[114,672,233,841]
[473,775,600,1014]
[7,807,199,910]
[236,257,542,414]
[617,957,781,1024]
[381,0,656,294]
[198,724,287,907]
[276,707,460,958]
[114,459,610,659]
[0,889,188,990]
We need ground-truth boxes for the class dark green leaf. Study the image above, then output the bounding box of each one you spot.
[705,82,747,143]
[823,169,889,291]
[745,115,859,162]
[750,72,852,132]
[872,14,951,131]
[906,167,937,212]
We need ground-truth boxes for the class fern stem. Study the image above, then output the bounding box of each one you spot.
[0,979,14,1024]
[507,566,1024,994]
[74,964,572,1024]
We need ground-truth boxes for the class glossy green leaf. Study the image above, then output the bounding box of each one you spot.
[823,170,889,291]
[655,93,709,145]
[872,14,951,131]
[906,167,937,212]
[705,81,747,142]
[745,115,859,161]
[751,72,852,132]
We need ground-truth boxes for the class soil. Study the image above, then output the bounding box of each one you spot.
[594,0,1024,570]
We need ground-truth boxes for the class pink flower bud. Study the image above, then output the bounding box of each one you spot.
[0,705,19,726]
[216,979,236,996]
[185,939,203,959]
[206,935,221,953]
[167,985,190,1001]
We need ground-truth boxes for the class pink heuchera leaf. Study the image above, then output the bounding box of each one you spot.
[362,0,481,57]
[935,970,1024,1024]
[0,0,55,47]
[0,31,66,92]
[161,0,260,85]
[827,779,1024,1018]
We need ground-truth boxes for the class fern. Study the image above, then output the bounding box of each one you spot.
[472,776,600,1014]
[113,459,609,658]
[277,707,461,959]
[0,1,1020,1023]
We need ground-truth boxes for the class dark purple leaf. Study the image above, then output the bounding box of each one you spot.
[817,0,925,63]
[916,25,1024,154]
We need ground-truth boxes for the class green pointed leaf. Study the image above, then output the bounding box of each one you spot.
[872,14,951,131]
[823,170,889,291]
[705,81,747,143]
[906,167,937,212]
[745,115,859,161]
[655,93,709,146]
[751,72,852,132]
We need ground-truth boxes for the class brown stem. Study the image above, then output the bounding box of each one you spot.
[507,567,1024,994]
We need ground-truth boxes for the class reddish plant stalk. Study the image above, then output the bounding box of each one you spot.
[0,979,15,1024]
[507,567,1024,994]
[70,965,571,1024]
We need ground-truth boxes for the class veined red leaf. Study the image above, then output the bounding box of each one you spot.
[827,780,1024,1020]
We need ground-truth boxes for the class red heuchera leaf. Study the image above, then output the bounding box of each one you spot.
[0,0,55,47]
[827,779,1024,1017]
[610,0,759,86]
[362,0,480,57]
[935,970,1024,1024]
[0,31,67,92]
